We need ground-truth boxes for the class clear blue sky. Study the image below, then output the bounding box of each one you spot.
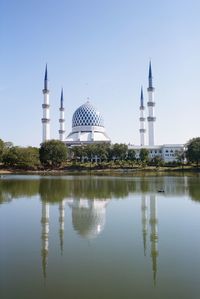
[0,0,200,146]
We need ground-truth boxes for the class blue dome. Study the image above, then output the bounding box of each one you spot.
[72,102,104,128]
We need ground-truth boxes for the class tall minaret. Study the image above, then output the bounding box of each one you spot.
[147,61,156,146]
[139,87,146,146]
[59,200,65,255]
[149,194,158,286]
[141,195,148,256]
[41,201,50,278]
[59,88,65,142]
[42,64,50,142]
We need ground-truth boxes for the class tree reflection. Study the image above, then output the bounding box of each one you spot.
[0,174,199,203]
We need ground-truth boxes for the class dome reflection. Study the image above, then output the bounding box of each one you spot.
[67,199,108,239]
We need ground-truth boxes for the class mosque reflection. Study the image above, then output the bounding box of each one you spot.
[41,197,109,278]
[41,194,158,284]
[141,194,158,285]
[1,174,200,284]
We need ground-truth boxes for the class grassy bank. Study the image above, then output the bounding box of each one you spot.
[0,164,199,175]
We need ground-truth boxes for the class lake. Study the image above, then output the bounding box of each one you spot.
[0,174,200,299]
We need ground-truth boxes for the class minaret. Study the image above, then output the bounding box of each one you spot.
[59,200,65,255]
[149,194,158,286]
[147,61,156,146]
[42,64,50,142]
[141,195,148,256]
[59,88,65,142]
[139,87,146,146]
[41,201,50,278]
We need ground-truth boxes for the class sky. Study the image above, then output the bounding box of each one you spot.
[0,0,200,147]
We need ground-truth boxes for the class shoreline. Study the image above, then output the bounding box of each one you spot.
[0,166,199,176]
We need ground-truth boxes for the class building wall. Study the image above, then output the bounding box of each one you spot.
[128,144,184,163]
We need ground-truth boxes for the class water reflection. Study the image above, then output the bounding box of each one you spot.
[40,195,159,284]
[40,197,109,278]
[59,201,65,255]
[150,195,158,286]
[68,198,108,239]
[141,194,158,285]
[1,174,200,288]
[0,174,200,203]
[39,194,159,283]
[41,200,66,277]
[41,202,49,278]
[141,195,148,256]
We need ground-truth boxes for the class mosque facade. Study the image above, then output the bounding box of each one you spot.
[41,63,184,162]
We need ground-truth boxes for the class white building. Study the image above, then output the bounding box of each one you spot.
[41,63,184,162]
[129,144,184,163]
[65,101,111,146]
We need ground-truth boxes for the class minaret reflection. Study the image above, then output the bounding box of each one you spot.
[141,195,148,256]
[149,194,158,286]
[59,200,65,255]
[41,202,49,279]
[67,198,108,239]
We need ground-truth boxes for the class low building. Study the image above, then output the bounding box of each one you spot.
[128,144,184,163]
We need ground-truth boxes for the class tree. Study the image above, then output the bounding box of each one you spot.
[96,143,110,161]
[186,137,200,167]
[71,146,84,162]
[84,144,98,161]
[150,156,164,167]
[175,149,185,167]
[127,149,136,161]
[2,146,19,166]
[0,139,4,162]
[39,140,67,168]
[111,143,128,161]
[2,146,40,169]
[139,148,149,163]
[16,147,40,169]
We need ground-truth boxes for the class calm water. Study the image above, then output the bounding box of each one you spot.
[1,174,200,299]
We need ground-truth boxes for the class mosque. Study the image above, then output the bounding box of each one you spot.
[41,62,184,162]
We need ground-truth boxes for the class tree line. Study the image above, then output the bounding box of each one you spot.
[0,137,200,170]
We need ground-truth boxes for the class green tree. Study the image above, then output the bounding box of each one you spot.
[3,146,40,169]
[0,139,4,162]
[186,137,200,167]
[71,146,84,162]
[96,143,110,161]
[16,147,40,169]
[111,143,128,161]
[175,149,185,168]
[139,148,149,163]
[2,146,19,166]
[127,149,136,161]
[84,144,98,161]
[39,140,67,168]
[150,156,164,167]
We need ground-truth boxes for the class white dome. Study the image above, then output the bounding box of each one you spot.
[72,101,104,128]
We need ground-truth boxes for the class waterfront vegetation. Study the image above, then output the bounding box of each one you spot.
[0,137,200,172]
